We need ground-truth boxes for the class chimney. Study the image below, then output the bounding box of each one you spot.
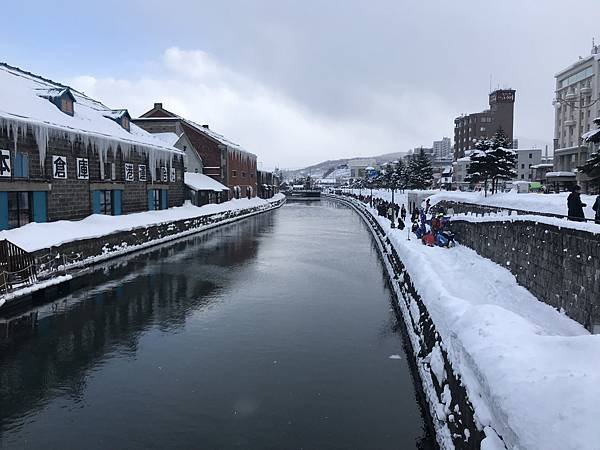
[202,124,209,129]
[154,102,163,109]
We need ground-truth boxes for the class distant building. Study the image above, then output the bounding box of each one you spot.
[553,44,600,192]
[514,148,542,181]
[134,103,257,199]
[530,163,554,184]
[452,155,472,188]
[347,158,377,178]
[433,137,452,159]
[454,89,516,160]
[257,170,280,199]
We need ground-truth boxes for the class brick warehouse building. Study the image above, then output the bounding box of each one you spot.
[453,89,516,159]
[0,63,185,230]
[133,103,257,200]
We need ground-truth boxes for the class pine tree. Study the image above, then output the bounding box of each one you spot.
[467,129,516,195]
[487,128,517,193]
[407,148,434,189]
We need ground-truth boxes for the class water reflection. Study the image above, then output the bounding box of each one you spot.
[0,215,272,434]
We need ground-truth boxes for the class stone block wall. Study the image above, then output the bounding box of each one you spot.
[449,218,600,329]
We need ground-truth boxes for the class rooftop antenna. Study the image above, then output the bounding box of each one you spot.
[489,74,492,94]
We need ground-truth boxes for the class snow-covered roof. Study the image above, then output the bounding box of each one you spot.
[546,171,577,178]
[0,63,183,171]
[530,163,554,169]
[136,116,256,158]
[184,172,229,192]
[582,128,600,142]
[154,132,181,146]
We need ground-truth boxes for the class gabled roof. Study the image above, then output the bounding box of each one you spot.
[0,62,183,158]
[135,104,256,158]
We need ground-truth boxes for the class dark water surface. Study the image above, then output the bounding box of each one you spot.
[0,200,435,449]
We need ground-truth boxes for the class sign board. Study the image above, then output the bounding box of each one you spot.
[53,155,68,179]
[76,158,89,179]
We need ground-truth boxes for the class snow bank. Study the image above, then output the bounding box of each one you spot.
[0,194,284,253]
[359,198,600,450]
[427,190,597,220]
[450,211,599,234]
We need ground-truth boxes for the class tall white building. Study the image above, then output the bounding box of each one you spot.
[553,44,600,191]
[433,137,452,159]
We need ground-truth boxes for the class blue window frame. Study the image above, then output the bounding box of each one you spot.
[13,153,29,178]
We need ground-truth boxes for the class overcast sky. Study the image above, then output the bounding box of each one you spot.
[2,1,598,168]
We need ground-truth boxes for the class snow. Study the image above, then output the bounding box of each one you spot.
[0,194,284,253]
[345,194,600,450]
[184,172,229,192]
[546,171,577,177]
[154,132,181,146]
[0,63,183,179]
[388,354,402,360]
[425,190,598,221]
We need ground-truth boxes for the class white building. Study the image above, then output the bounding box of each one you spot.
[347,158,377,178]
[553,44,600,191]
[514,148,542,181]
[433,137,452,159]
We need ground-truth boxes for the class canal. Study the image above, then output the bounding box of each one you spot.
[0,200,435,449]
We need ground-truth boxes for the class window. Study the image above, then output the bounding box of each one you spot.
[250,173,254,178]
[242,171,246,178]
[152,189,161,210]
[60,98,74,115]
[8,192,32,229]
[521,163,525,169]
[528,153,532,159]
[520,174,525,179]
[103,162,116,180]
[99,191,112,215]
[14,153,29,178]
[122,116,130,131]
[480,127,486,132]
[232,170,237,177]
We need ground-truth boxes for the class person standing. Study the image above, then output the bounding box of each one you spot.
[567,185,587,222]
[400,204,406,221]
[593,194,600,225]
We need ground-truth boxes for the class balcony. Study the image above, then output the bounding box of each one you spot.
[580,86,592,95]
[565,91,577,101]
[564,119,576,126]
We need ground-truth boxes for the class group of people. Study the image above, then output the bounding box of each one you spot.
[566,185,600,224]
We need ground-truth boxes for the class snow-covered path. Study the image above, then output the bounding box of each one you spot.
[346,195,600,450]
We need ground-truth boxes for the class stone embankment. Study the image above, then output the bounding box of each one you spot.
[433,200,600,330]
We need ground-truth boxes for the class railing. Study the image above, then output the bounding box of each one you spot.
[0,239,38,294]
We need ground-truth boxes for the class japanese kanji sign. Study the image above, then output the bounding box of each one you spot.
[138,164,147,182]
[124,163,134,182]
[76,158,89,180]
[53,155,68,179]
[161,166,168,182]
[170,167,176,182]
[0,150,11,178]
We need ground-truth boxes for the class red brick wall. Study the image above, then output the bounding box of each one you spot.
[228,150,257,198]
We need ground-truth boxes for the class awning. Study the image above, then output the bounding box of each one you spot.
[184,172,229,192]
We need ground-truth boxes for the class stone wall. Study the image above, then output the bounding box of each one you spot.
[449,218,600,330]
[33,196,286,277]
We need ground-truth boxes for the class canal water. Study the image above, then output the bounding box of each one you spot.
[0,200,435,449]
